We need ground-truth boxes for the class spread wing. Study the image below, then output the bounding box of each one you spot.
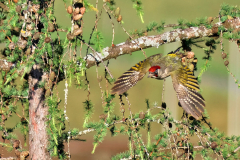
[171,66,205,120]
[111,60,151,95]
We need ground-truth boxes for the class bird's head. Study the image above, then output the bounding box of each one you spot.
[148,66,161,78]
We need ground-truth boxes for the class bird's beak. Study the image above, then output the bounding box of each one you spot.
[148,73,154,78]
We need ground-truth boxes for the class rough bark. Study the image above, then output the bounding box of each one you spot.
[85,17,240,68]
[28,65,50,160]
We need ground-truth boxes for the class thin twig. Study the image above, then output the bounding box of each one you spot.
[103,4,115,46]
[104,5,147,58]
[81,40,114,79]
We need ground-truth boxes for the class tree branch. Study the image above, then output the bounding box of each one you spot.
[85,17,240,68]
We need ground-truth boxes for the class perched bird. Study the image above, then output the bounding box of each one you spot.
[111,48,205,120]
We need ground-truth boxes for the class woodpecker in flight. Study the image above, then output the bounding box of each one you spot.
[111,48,205,120]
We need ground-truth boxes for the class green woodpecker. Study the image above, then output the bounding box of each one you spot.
[111,48,205,120]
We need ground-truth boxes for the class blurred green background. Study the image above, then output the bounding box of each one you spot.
[1,0,240,159]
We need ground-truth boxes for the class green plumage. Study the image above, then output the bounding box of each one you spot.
[111,49,205,120]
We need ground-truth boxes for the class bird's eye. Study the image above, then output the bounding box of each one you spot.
[154,69,158,77]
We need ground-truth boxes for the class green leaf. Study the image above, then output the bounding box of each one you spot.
[220,16,228,22]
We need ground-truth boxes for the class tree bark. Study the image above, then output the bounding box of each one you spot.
[28,65,50,160]
[85,17,240,68]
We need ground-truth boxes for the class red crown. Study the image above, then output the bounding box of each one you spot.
[149,66,160,72]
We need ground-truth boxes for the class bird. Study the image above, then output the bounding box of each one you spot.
[111,48,205,120]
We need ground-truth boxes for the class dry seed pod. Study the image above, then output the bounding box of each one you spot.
[13,27,20,32]
[45,89,51,97]
[16,5,21,13]
[26,24,33,31]
[144,31,148,36]
[9,42,15,50]
[207,17,213,24]
[187,51,195,59]
[19,16,24,21]
[99,114,107,120]
[211,26,218,34]
[32,4,40,13]
[26,48,31,55]
[179,142,182,147]
[20,151,29,159]
[32,46,36,54]
[224,60,229,66]
[67,33,75,40]
[73,14,83,21]
[73,28,83,36]
[74,7,80,14]
[67,6,73,14]
[222,53,227,59]
[45,37,51,43]
[48,80,53,88]
[48,23,55,32]
[80,7,86,15]
[115,7,120,17]
[117,15,122,22]
[49,72,56,81]
[139,112,145,119]
[48,59,53,66]
[17,39,27,49]
[13,140,20,149]
[21,30,32,37]
[26,18,31,23]
[210,142,218,149]
[21,117,26,122]
[44,80,53,90]
[1,114,6,121]
[73,24,79,30]
[33,32,40,40]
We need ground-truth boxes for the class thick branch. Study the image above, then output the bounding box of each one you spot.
[85,18,240,68]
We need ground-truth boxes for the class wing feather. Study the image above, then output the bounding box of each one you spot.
[111,61,150,94]
[171,66,205,120]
